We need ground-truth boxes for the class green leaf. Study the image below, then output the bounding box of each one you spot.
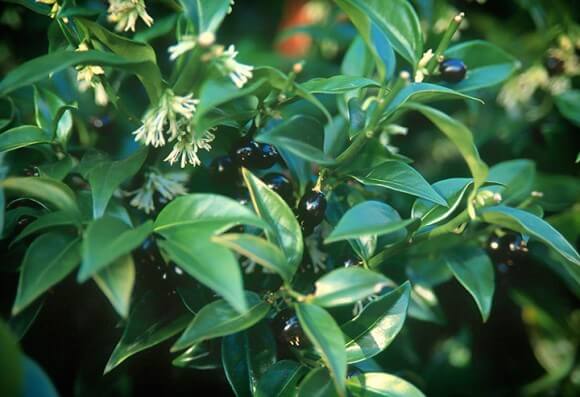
[87,148,148,219]
[443,40,519,92]
[212,234,294,282]
[411,178,473,226]
[12,233,81,314]
[172,292,270,351]
[1,176,79,214]
[256,360,308,397]
[79,217,152,282]
[347,372,425,396]
[105,291,191,373]
[222,322,277,397]
[408,283,445,324]
[297,368,337,397]
[172,342,220,370]
[9,299,44,340]
[93,254,135,318]
[242,168,303,269]
[179,0,232,33]
[480,206,580,266]
[0,125,51,153]
[158,230,248,314]
[555,90,580,126]
[336,0,423,67]
[325,201,414,244]
[488,159,535,204]
[300,76,380,94]
[311,268,390,307]
[402,103,488,203]
[341,36,376,79]
[154,193,266,235]
[256,116,336,166]
[33,86,75,143]
[342,282,411,363]
[445,247,495,321]
[351,161,447,206]
[37,155,75,181]
[295,303,346,396]
[12,210,79,244]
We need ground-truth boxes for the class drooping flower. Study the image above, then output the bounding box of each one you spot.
[217,45,254,88]
[128,170,188,214]
[163,129,216,168]
[107,0,153,32]
[75,42,109,106]
[168,32,216,61]
[132,90,199,148]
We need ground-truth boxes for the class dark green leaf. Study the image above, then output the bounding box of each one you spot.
[37,155,75,181]
[179,0,232,33]
[172,292,269,351]
[300,76,380,94]
[488,159,535,204]
[9,299,44,340]
[411,178,473,226]
[93,254,135,318]
[79,217,152,282]
[12,233,81,314]
[297,368,337,397]
[311,268,390,308]
[351,161,447,206]
[295,303,346,396]
[342,282,410,363]
[1,177,78,214]
[555,90,580,126]
[445,247,495,321]
[341,36,375,79]
[213,234,294,282]
[256,360,308,397]
[0,125,51,153]
[347,372,425,396]
[242,168,303,269]
[172,342,220,370]
[12,210,79,244]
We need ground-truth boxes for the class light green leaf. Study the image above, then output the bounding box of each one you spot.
[488,159,535,204]
[242,168,303,269]
[172,292,269,351]
[311,268,390,307]
[0,125,51,153]
[1,177,79,214]
[12,233,81,314]
[351,161,447,206]
[179,0,232,33]
[93,254,135,318]
[342,282,411,363]
[79,217,152,282]
[300,76,380,94]
[347,372,425,396]
[295,303,346,396]
[212,234,294,282]
[554,90,580,126]
[445,247,495,321]
[297,368,338,397]
[411,178,473,226]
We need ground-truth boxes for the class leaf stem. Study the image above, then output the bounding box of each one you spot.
[426,12,465,75]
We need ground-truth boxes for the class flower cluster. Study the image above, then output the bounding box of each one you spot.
[107,0,153,32]
[75,42,109,106]
[128,170,188,214]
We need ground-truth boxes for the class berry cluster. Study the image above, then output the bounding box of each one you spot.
[486,232,529,273]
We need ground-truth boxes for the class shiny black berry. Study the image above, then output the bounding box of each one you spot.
[231,138,261,168]
[544,55,565,76]
[273,309,308,349]
[297,191,326,233]
[439,58,467,83]
[263,173,293,204]
[486,233,528,270]
[209,155,238,182]
[256,143,280,169]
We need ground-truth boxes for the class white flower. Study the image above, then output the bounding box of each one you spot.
[128,170,188,214]
[107,0,153,32]
[164,129,215,168]
[36,0,60,18]
[220,45,254,88]
[132,90,199,147]
[498,65,549,113]
[75,43,109,106]
[168,35,197,61]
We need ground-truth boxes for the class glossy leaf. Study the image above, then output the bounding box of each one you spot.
[255,360,308,397]
[445,247,495,321]
[325,201,414,244]
[154,193,266,235]
[0,125,51,153]
[411,178,473,226]
[37,156,75,180]
[13,210,80,244]
[341,36,376,79]
[443,40,519,92]
[488,159,535,204]
[295,303,346,396]
[300,76,380,94]
[172,292,269,351]
[12,233,81,314]
[105,292,192,373]
[87,148,148,219]
[555,90,580,126]
[172,342,220,370]
[297,368,337,397]
[480,206,580,266]
[158,230,248,313]
[213,234,294,282]
[179,0,232,33]
[222,322,277,397]
[311,268,390,307]
[351,161,447,206]
[33,86,74,143]
[1,177,79,214]
[347,372,425,396]
[255,115,336,166]
[342,282,411,363]
[242,168,303,269]
[408,283,445,324]
[79,217,152,282]
[93,254,135,318]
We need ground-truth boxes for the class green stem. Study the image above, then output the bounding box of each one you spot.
[426,12,465,74]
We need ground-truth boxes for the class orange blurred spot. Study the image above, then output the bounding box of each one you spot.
[277,0,313,58]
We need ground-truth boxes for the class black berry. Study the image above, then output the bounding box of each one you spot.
[263,173,293,204]
[273,309,308,349]
[544,55,565,76]
[439,58,467,83]
[297,190,326,234]
[231,138,261,168]
[256,143,280,169]
[486,233,528,269]
[209,155,238,182]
